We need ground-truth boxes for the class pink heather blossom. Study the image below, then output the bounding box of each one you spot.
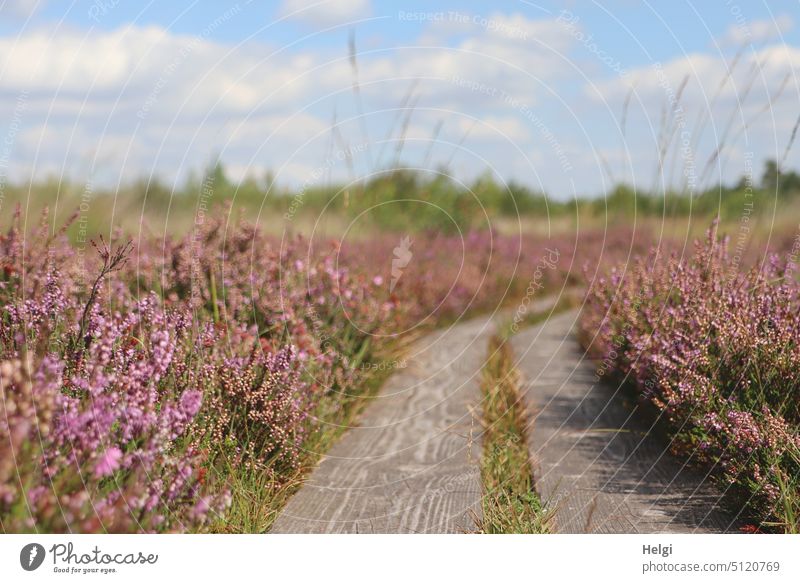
[580,223,800,531]
[180,390,203,417]
[94,447,123,478]
[0,203,644,533]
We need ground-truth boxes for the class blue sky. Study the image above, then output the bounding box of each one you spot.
[1,0,799,199]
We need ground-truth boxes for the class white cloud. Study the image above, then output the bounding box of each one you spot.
[0,14,579,186]
[0,25,314,112]
[720,14,793,46]
[223,112,329,148]
[279,0,371,28]
[584,44,800,192]
[419,11,574,52]
[0,0,45,18]
[590,45,800,112]
[457,115,530,142]
[0,24,328,182]
[1,12,797,198]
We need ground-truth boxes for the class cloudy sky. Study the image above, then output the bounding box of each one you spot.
[1,0,799,199]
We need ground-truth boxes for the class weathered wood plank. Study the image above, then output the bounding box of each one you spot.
[271,296,560,533]
[511,311,739,533]
[270,314,495,533]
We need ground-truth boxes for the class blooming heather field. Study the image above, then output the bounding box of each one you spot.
[580,223,800,532]
[1,204,651,533]
[2,198,798,534]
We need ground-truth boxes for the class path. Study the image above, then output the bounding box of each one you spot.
[272,303,736,534]
[271,311,496,533]
[511,310,738,533]
[272,298,558,533]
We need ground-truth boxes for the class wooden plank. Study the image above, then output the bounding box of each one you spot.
[511,311,739,533]
[271,297,560,533]
[270,314,494,533]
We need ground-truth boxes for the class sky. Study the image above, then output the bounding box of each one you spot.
[1,0,799,200]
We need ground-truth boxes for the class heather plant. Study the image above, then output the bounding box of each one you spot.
[580,223,800,532]
[193,342,311,478]
[0,220,228,531]
[1,200,645,533]
[0,208,403,533]
[337,226,643,325]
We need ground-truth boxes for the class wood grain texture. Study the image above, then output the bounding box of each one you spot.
[271,297,560,533]
[270,315,493,533]
[511,310,739,533]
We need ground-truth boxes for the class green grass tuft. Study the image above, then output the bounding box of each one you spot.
[477,334,551,534]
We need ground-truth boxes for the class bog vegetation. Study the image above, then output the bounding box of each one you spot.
[580,224,800,532]
[2,154,800,532]
[1,200,638,532]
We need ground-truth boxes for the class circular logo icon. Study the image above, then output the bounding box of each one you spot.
[20,543,46,571]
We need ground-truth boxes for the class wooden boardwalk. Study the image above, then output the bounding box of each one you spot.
[270,313,495,533]
[511,311,738,533]
[272,303,737,533]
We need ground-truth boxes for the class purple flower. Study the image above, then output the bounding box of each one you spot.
[94,447,123,478]
[180,390,203,417]
[579,223,800,531]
